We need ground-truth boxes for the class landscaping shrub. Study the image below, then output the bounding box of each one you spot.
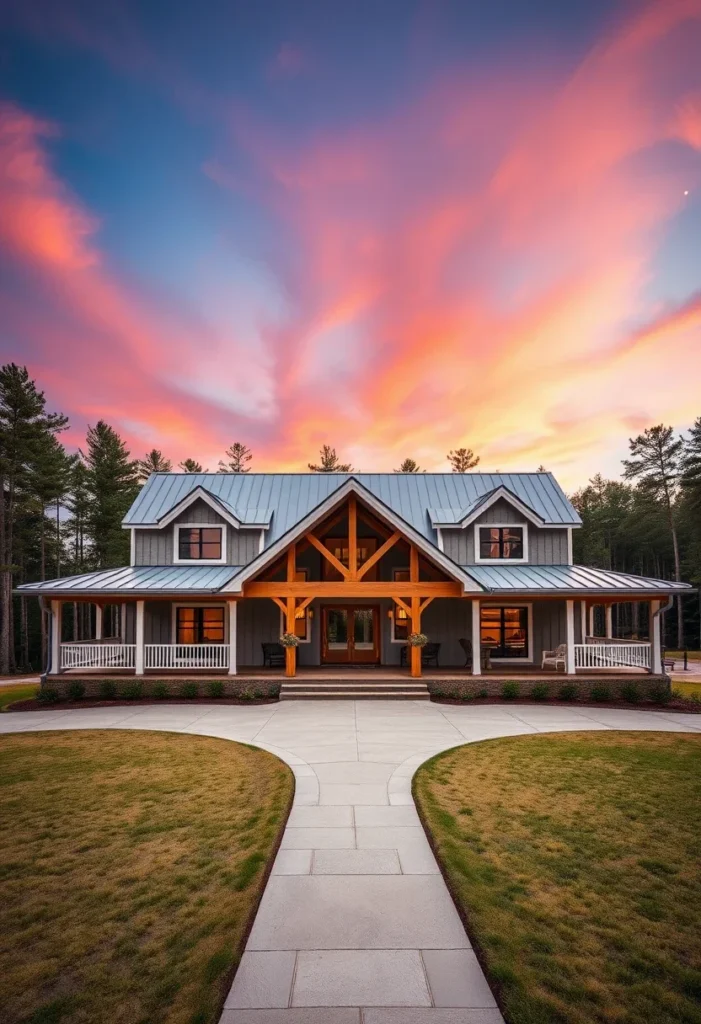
[460,690,473,702]
[98,680,118,700]
[67,681,86,701]
[621,682,640,704]
[207,680,225,699]
[590,684,610,702]
[531,683,549,701]
[239,687,256,701]
[649,683,671,705]
[152,682,169,699]
[558,683,578,702]
[37,687,60,704]
[121,682,144,701]
[477,688,488,698]
[253,687,265,699]
[181,682,199,700]
[502,681,520,700]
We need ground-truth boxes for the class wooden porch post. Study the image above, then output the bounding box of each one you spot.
[50,600,62,675]
[410,596,421,678]
[135,600,145,676]
[471,598,481,676]
[95,604,103,641]
[650,599,662,674]
[286,597,296,677]
[228,600,237,676]
[565,599,576,674]
[605,604,614,639]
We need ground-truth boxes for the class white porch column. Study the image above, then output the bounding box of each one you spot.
[95,604,103,641]
[650,599,662,674]
[588,604,595,637]
[565,599,576,675]
[605,604,614,639]
[228,600,238,676]
[580,601,587,643]
[471,598,481,676]
[135,600,145,676]
[50,600,62,675]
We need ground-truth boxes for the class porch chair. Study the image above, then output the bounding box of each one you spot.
[458,638,491,671]
[541,643,567,672]
[261,642,285,668]
[400,642,441,668]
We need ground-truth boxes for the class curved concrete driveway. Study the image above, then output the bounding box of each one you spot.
[2,700,700,1024]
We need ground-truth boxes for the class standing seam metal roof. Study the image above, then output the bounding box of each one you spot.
[17,565,239,593]
[464,564,691,593]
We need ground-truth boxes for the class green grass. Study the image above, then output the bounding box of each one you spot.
[0,683,38,711]
[0,731,293,1024]
[666,650,701,660]
[415,732,701,1024]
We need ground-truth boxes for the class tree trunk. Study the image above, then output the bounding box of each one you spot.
[0,473,9,675]
[19,594,29,671]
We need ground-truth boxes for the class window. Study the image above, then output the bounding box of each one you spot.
[280,569,312,642]
[322,537,378,580]
[480,606,530,659]
[391,569,410,642]
[176,606,225,644]
[478,526,524,560]
[176,526,224,562]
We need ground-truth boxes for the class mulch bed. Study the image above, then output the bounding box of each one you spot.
[7,697,279,712]
[431,695,701,712]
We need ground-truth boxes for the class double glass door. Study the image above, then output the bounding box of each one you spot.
[322,605,379,664]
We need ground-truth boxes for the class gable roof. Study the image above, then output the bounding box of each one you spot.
[153,485,273,529]
[124,471,581,541]
[429,485,546,529]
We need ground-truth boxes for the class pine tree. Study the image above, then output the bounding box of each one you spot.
[218,442,252,473]
[81,422,139,568]
[136,449,172,482]
[394,458,422,473]
[681,417,701,512]
[623,424,685,647]
[0,364,68,673]
[308,445,353,472]
[447,448,480,472]
[179,458,206,473]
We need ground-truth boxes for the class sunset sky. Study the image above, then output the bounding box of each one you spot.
[1,0,700,487]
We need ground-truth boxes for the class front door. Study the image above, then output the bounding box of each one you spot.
[322,605,380,664]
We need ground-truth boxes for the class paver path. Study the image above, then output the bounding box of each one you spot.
[2,701,700,1024]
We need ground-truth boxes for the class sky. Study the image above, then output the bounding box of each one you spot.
[0,0,700,487]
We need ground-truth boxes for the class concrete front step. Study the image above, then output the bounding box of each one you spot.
[280,689,430,700]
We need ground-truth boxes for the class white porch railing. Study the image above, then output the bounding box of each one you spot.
[574,643,651,671]
[144,644,229,670]
[61,643,136,670]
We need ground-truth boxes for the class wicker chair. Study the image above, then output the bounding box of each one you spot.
[541,643,567,671]
[459,638,491,670]
[261,642,285,668]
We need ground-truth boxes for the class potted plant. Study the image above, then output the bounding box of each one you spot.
[407,632,428,647]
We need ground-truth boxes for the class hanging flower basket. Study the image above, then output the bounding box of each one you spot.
[407,632,428,647]
[280,632,300,648]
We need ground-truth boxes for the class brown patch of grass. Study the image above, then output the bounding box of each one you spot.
[0,730,293,1024]
[415,731,701,1024]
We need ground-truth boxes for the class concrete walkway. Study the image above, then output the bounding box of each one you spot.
[2,701,700,1024]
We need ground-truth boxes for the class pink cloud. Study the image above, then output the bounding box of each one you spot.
[267,43,307,80]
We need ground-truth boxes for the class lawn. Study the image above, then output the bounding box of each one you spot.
[0,730,293,1024]
[414,732,701,1024]
[0,683,39,711]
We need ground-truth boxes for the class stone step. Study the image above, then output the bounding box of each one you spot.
[279,689,430,700]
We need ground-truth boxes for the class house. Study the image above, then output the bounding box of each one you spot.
[18,472,691,686]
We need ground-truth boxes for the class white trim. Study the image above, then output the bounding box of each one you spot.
[580,600,587,643]
[480,601,534,663]
[259,529,265,554]
[173,523,227,565]
[458,487,545,529]
[567,527,573,565]
[605,605,614,639]
[222,477,480,593]
[135,600,145,676]
[130,527,135,565]
[565,599,576,674]
[171,601,228,644]
[471,598,481,676]
[436,527,444,552]
[650,599,662,674]
[474,523,529,564]
[50,600,61,674]
[95,604,103,640]
[156,487,242,529]
[228,601,237,676]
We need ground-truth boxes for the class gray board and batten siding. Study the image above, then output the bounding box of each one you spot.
[441,498,570,565]
[133,499,261,567]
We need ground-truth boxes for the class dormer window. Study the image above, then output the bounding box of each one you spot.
[476,525,527,562]
[174,525,226,563]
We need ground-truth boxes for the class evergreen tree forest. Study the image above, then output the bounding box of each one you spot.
[1,364,699,673]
